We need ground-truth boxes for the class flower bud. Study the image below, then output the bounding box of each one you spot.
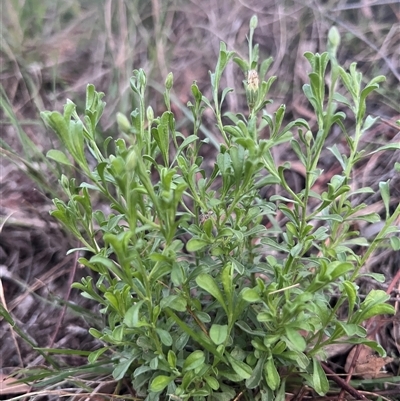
[138,69,147,88]
[305,130,314,146]
[247,69,259,91]
[147,106,154,122]
[116,112,131,133]
[126,148,137,171]
[246,69,259,109]
[328,26,341,50]
[250,15,258,30]
[165,72,174,90]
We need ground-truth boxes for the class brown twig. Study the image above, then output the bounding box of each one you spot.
[321,362,367,400]
[337,344,364,401]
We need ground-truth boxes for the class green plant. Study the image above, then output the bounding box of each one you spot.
[37,18,399,400]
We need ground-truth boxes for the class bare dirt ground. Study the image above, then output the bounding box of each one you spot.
[1,1,400,399]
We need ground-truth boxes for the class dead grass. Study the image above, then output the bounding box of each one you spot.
[1,0,399,399]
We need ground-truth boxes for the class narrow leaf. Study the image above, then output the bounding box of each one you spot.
[312,358,329,395]
[196,273,227,314]
[246,355,265,389]
[264,358,280,391]
[379,180,390,218]
[226,353,252,379]
[123,301,144,328]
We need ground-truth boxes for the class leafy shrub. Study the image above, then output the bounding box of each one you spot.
[40,18,399,400]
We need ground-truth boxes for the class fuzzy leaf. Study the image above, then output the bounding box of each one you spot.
[312,358,329,395]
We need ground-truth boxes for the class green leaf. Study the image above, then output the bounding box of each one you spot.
[285,327,306,352]
[314,214,343,222]
[280,351,309,369]
[352,290,395,323]
[183,350,205,371]
[345,339,386,356]
[104,292,121,313]
[361,272,385,283]
[0,304,15,325]
[167,350,177,368]
[272,341,287,355]
[90,255,123,277]
[361,115,379,132]
[390,236,400,251]
[210,324,228,345]
[240,288,260,302]
[311,358,329,395]
[186,238,209,252]
[113,356,135,380]
[205,375,220,390]
[123,301,145,328]
[196,273,227,314]
[368,143,400,155]
[330,261,353,280]
[175,332,190,351]
[150,375,174,392]
[221,263,233,306]
[333,92,351,107]
[327,145,345,169]
[165,309,225,362]
[46,149,73,166]
[226,353,252,379]
[217,152,231,175]
[352,212,380,223]
[230,145,245,184]
[245,355,265,389]
[357,303,395,321]
[160,295,187,312]
[231,258,245,274]
[379,180,390,218]
[233,57,249,73]
[156,328,173,346]
[342,281,357,314]
[88,347,108,363]
[264,358,280,391]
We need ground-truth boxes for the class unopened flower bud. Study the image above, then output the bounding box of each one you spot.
[116,112,131,133]
[165,72,174,90]
[305,130,314,146]
[126,148,137,171]
[250,15,258,30]
[328,26,341,50]
[138,69,147,88]
[147,106,154,122]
